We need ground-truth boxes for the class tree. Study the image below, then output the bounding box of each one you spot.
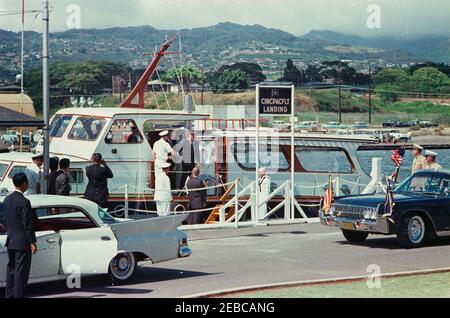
[163,64,204,92]
[24,61,130,112]
[411,67,450,93]
[320,61,369,85]
[372,67,410,86]
[304,65,323,82]
[280,59,305,86]
[211,69,249,93]
[207,62,266,85]
[376,84,401,102]
[409,62,450,77]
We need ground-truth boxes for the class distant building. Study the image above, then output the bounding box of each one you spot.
[147,80,174,93]
[0,86,37,117]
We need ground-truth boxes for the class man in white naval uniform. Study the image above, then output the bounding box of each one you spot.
[154,162,173,216]
[425,150,443,171]
[24,153,44,195]
[258,168,271,220]
[153,130,177,177]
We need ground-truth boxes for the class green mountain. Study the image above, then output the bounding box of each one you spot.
[1,22,448,83]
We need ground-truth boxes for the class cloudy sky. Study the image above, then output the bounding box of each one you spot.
[0,0,449,37]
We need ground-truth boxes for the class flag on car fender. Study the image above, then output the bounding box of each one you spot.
[383,177,395,223]
[322,175,334,214]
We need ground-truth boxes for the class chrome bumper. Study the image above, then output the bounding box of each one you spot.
[320,211,390,234]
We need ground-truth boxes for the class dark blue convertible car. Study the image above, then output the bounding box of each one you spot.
[321,170,450,248]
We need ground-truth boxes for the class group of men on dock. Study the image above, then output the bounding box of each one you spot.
[153,130,207,224]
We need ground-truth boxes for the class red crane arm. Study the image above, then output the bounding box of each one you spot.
[120,34,178,108]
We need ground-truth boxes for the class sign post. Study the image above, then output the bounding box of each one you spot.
[291,85,295,219]
[255,84,260,224]
[256,85,296,221]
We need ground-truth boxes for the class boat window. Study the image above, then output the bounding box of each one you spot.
[68,117,106,141]
[105,119,143,144]
[8,166,27,179]
[233,143,289,171]
[296,147,353,174]
[0,163,9,180]
[69,169,84,184]
[50,115,73,138]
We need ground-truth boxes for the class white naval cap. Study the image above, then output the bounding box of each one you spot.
[159,130,169,137]
[413,144,424,151]
[425,150,438,158]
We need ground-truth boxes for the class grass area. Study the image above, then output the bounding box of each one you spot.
[232,272,450,298]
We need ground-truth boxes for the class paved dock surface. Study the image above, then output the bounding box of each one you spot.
[23,223,450,298]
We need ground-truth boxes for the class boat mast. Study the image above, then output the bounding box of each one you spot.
[120,34,178,108]
[19,0,25,152]
[42,0,50,193]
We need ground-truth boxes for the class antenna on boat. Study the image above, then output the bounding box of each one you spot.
[120,33,179,108]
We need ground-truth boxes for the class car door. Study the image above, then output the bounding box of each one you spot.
[29,231,61,279]
[60,227,117,274]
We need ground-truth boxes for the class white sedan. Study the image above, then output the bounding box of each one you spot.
[0,195,191,286]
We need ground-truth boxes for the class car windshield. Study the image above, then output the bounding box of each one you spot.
[98,207,118,224]
[395,173,450,196]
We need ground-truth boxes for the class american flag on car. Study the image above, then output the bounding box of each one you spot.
[322,175,334,214]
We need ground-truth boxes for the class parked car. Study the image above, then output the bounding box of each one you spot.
[381,120,397,128]
[382,120,415,128]
[352,122,369,129]
[0,196,191,285]
[320,170,450,249]
[1,133,18,145]
[273,120,290,130]
[396,121,416,128]
[323,122,348,130]
[418,121,439,128]
[295,121,319,130]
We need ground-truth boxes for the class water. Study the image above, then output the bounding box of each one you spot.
[357,149,450,183]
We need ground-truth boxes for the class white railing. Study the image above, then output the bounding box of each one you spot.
[114,158,384,229]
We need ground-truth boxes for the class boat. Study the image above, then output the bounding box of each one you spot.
[0,35,381,221]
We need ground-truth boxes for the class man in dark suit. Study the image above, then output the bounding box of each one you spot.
[55,158,71,196]
[185,167,207,225]
[3,173,37,298]
[47,157,60,195]
[84,153,113,208]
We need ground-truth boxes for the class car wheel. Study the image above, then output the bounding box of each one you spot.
[342,230,369,243]
[397,214,426,249]
[109,252,137,283]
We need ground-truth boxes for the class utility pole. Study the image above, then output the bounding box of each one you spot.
[368,64,373,124]
[201,67,204,106]
[337,61,342,124]
[42,0,50,193]
[338,85,342,124]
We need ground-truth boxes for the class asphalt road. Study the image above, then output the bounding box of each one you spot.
[21,223,450,298]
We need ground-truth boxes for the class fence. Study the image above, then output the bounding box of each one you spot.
[110,158,384,230]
